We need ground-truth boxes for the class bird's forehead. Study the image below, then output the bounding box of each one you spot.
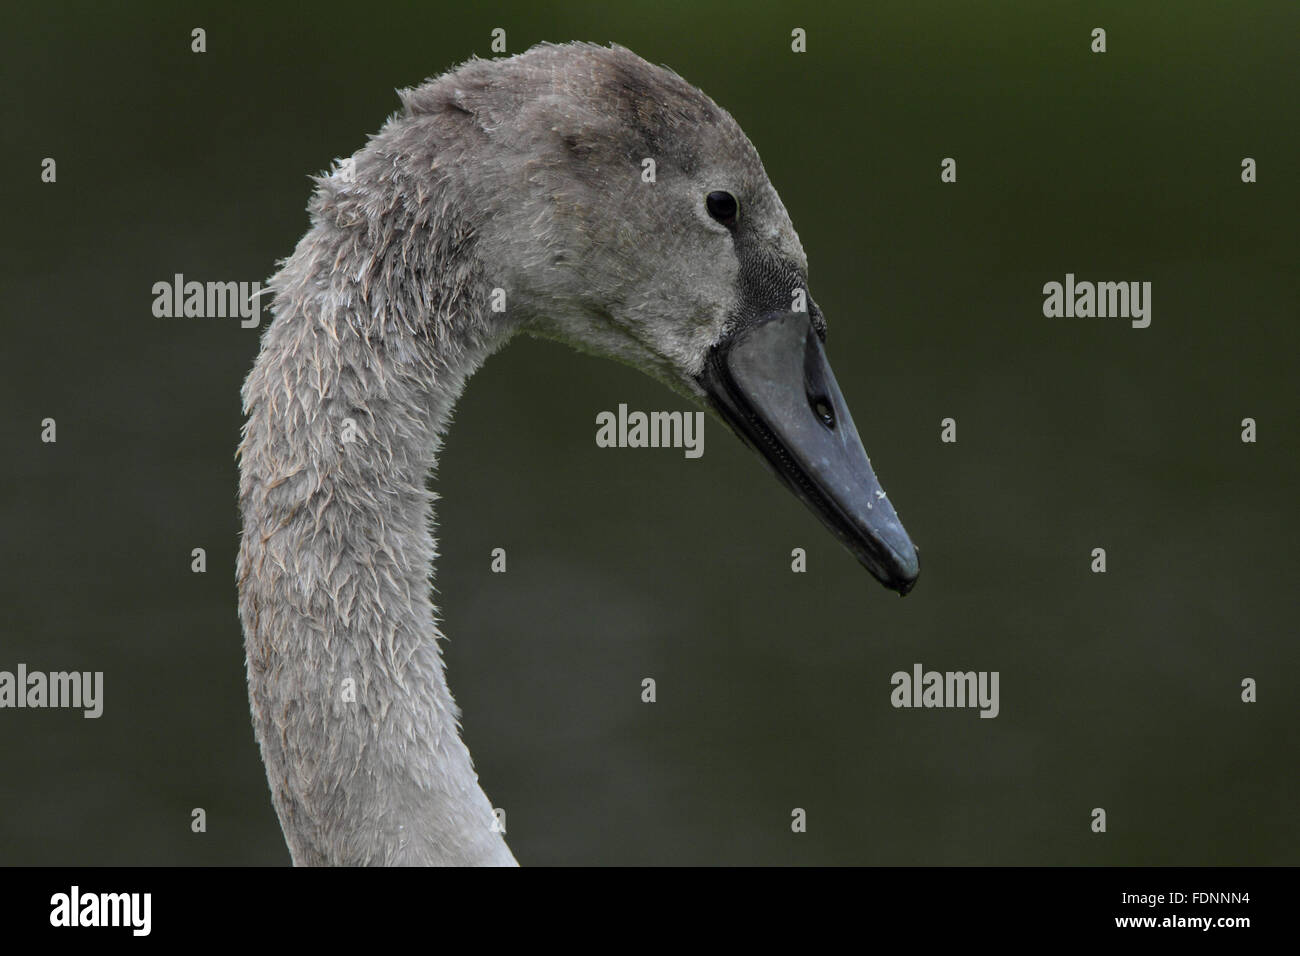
[558,54,805,257]
[428,44,809,270]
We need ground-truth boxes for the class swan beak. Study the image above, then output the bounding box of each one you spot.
[700,311,920,595]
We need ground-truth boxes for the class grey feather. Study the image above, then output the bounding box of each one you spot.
[237,42,810,866]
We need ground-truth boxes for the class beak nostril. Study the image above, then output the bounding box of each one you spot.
[811,395,835,430]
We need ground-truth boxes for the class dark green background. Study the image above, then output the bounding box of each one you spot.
[2,1,1295,865]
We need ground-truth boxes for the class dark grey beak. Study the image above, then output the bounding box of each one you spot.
[700,311,920,594]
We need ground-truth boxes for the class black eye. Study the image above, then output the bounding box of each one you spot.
[705,190,738,227]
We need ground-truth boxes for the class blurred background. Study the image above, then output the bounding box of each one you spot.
[2,1,1296,865]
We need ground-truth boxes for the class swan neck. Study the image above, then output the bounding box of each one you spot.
[237,192,518,865]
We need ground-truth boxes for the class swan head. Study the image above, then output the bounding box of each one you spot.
[405,43,919,593]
